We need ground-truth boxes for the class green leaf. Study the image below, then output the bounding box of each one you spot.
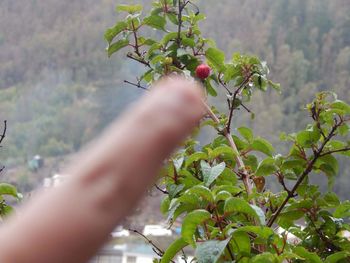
[325,251,350,263]
[224,198,262,224]
[107,39,129,57]
[293,247,322,263]
[161,32,179,45]
[296,128,321,148]
[278,210,304,222]
[173,157,184,172]
[209,145,236,160]
[231,231,251,256]
[327,140,350,156]
[178,192,200,206]
[166,13,179,25]
[160,238,188,263]
[160,196,170,215]
[187,185,214,203]
[338,124,349,136]
[104,21,128,44]
[244,155,259,172]
[316,154,339,177]
[323,192,340,207]
[182,37,196,48]
[253,75,267,91]
[223,65,241,83]
[138,37,156,46]
[213,185,242,196]
[185,152,207,167]
[251,253,279,263]
[251,138,274,156]
[195,238,230,263]
[268,80,281,93]
[236,226,274,240]
[0,183,17,197]
[238,127,254,143]
[205,47,225,72]
[201,161,226,187]
[250,205,266,225]
[215,190,232,202]
[333,201,350,218]
[255,158,277,176]
[1,204,14,216]
[116,4,143,14]
[330,100,350,114]
[144,15,167,31]
[181,209,211,247]
[167,184,184,199]
[280,252,303,261]
[281,158,306,171]
[204,78,217,97]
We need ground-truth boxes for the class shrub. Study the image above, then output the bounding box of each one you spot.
[106,1,350,262]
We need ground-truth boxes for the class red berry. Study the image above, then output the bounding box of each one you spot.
[195,64,211,79]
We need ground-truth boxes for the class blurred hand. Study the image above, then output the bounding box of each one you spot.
[0,77,204,263]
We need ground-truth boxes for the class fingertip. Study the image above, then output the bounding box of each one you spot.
[153,75,205,105]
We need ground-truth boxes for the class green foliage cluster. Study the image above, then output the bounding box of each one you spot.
[0,84,99,163]
[107,1,350,262]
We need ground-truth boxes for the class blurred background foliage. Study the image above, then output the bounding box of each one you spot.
[0,0,350,199]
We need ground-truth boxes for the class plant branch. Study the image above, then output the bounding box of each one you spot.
[306,213,341,252]
[319,147,350,157]
[218,74,232,95]
[131,20,141,56]
[154,184,168,194]
[128,229,175,262]
[240,102,252,113]
[177,0,183,46]
[213,208,235,261]
[202,101,255,205]
[180,249,188,263]
[227,73,254,133]
[126,53,151,68]
[0,120,7,146]
[124,80,149,90]
[267,122,340,227]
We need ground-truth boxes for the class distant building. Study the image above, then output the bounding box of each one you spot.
[28,155,44,172]
[89,244,158,263]
[42,174,67,188]
[89,244,193,263]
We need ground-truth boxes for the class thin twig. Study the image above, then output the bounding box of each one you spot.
[319,147,350,157]
[227,73,254,133]
[128,229,176,262]
[177,0,183,46]
[240,102,252,113]
[124,80,149,90]
[218,73,232,95]
[0,120,7,146]
[131,20,141,56]
[180,249,188,263]
[126,53,151,68]
[154,184,169,194]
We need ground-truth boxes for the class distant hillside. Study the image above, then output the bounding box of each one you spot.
[1,0,350,199]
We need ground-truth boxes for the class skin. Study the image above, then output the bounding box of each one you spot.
[0,77,204,263]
